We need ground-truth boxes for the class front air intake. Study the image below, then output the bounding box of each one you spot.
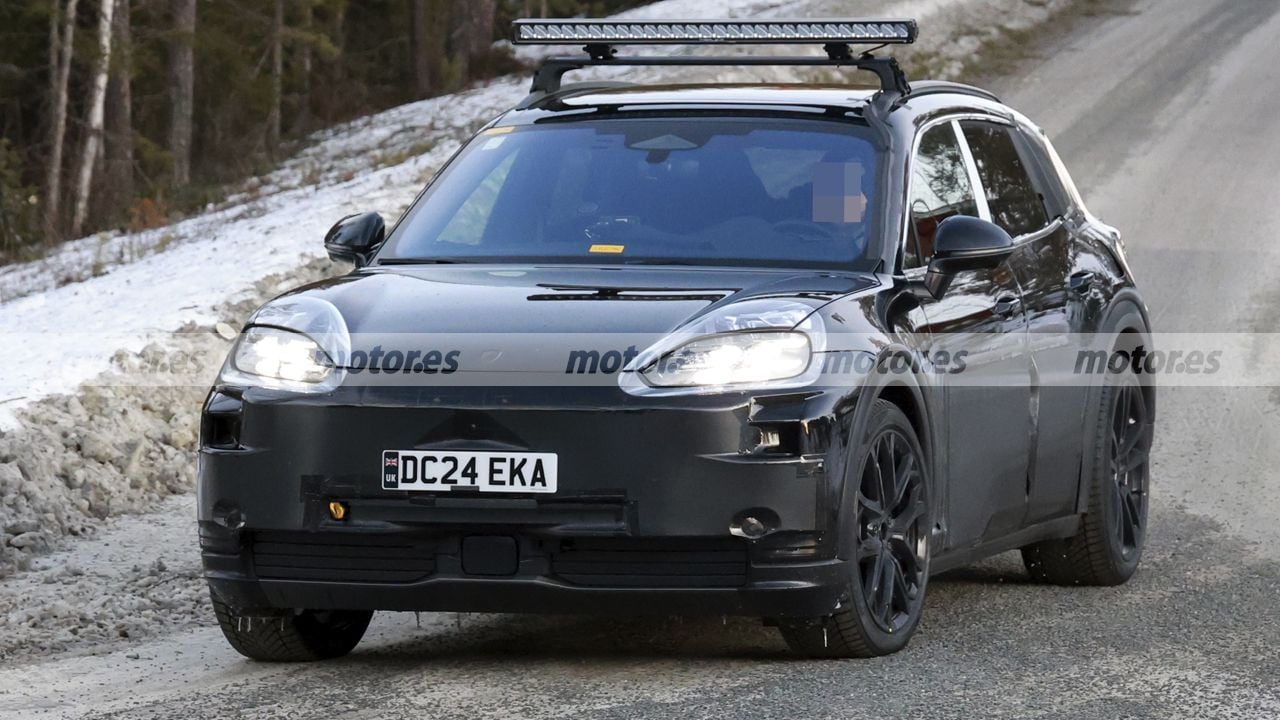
[550,537,748,588]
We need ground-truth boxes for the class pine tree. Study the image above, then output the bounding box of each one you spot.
[169,0,195,188]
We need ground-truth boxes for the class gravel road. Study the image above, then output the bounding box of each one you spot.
[3,0,1279,717]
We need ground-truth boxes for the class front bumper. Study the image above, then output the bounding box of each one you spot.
[199,386,852,618]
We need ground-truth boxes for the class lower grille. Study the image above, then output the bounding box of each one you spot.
[550,537,748,588]
[252,531,436,584]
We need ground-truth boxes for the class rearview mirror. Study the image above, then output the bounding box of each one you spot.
[919,216,1015,298]
[324,212,385,268]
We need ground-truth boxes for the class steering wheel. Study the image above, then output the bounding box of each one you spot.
[772,219,836,242]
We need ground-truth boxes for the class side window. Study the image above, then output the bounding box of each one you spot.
[1010,126,1070,218]
[905,123,980,268]
[959,121,1049,237]
[1039,131,1087,213]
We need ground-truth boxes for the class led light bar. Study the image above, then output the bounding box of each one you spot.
[512,19,917,46]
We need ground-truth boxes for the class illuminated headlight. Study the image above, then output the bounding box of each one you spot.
[225,326,335,391]
[641,331,812,387]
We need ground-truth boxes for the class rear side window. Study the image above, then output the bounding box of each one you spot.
[959,121,1049,237]
[905,123,979,268]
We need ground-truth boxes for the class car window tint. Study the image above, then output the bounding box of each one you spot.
[437,151,518,246]
[906,123,979,268]
[1010,125,1070,218]
[960,121,1049,237]
[378,118,884,271]
[743,147,827,199]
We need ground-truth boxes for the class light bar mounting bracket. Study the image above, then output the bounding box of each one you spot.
[527,48,911,97]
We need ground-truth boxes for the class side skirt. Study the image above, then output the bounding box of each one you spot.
[929,515,1081,575]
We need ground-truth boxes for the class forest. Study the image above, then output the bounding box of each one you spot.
[0,0,645,262]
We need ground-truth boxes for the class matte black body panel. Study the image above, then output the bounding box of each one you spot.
[200,83,1150,617]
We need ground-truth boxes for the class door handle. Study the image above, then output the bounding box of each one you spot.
[1069,271,1096,294]
[993,296,1022,318]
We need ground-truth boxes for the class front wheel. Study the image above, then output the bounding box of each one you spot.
[778,399,931,658]
[211,586,373,662]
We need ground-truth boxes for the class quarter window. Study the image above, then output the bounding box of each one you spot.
[959,121,1049,237]
[905,123,980,268]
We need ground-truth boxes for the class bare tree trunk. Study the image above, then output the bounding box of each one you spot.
[169,0,195,188]
[458,0,495,57]
[296,0,312,133]
[43,0,80,244]
[268,0,283,152]
[540,0,548,19]
[409,0,431,99]
[101,0,133,224]
[425,0,449,91]
[70,0,115,238]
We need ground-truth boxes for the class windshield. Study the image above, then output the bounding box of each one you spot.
[378,117,883,270]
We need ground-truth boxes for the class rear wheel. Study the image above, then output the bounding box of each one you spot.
[1022,366,1151,585]
[778,399,931,658]
[211,586,373,662]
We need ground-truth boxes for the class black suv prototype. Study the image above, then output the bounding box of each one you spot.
[200,19,1154,660]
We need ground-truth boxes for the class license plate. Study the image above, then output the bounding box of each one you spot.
[381,450,557,493]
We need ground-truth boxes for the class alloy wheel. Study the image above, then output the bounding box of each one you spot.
[1110,380,1151,558]
[854,428,929,634]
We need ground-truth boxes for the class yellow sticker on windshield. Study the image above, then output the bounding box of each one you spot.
[588,244,625,254]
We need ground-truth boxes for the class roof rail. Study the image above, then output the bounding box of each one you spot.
[512,18,918,99]
[513,80,636,110]
[903,80,1001,104]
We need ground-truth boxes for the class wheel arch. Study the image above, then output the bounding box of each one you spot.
[833,347,941,556]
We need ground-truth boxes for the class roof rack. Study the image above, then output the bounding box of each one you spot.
[512,18,919,98]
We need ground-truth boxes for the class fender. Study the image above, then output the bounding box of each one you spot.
[830,347,939,561]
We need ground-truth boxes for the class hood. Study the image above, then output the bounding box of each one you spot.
[240,265,879,380]
[271,264,878,336]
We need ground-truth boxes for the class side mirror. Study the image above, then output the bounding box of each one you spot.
[324,212,385,268]
[918,215,1015,298]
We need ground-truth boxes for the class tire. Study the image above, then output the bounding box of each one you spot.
[778,399,931,658]
[210,586,373,662]
[1021,366,1152,586]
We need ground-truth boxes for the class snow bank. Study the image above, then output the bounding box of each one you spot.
[0,258,342,577]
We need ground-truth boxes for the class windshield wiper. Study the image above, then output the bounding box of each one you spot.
[619,259,699,266]
[377,257,468,265]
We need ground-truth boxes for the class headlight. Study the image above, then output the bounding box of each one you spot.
[222,326,336,391]
[619,298,827,396]
[640,331,812,387]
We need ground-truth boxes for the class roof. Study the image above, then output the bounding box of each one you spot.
[558,84,879,107]
[511,83,881,118]
[510,81,1000,117]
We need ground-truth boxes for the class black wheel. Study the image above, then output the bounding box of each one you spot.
[210,585,373,662]
[1022,366,1152,585]
[779,399,931,658]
